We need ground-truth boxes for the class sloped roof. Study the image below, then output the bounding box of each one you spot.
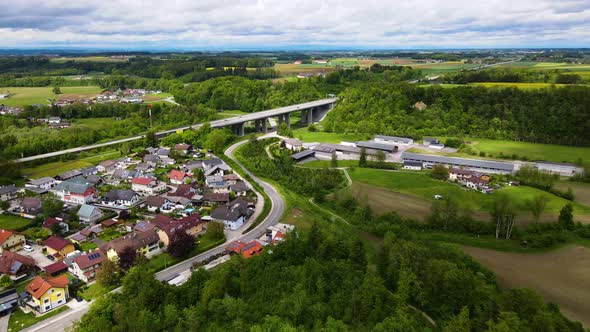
[230,182,248,193]
[104,189,138,201]
[42,261,68,275]
[131,177,155,186]
[77,204,103,219]
[0,251,35,275]
[0,185,17,195]
[0,229,17,245]
[20,197,41,209]
[27,177,55,186]
[44,236,72,251]
[146,196,167,207]
[25,275,69,299]
[100,229,159,254]
[73,250,105,270]
[169,170,186,182]
[54,176,92,194]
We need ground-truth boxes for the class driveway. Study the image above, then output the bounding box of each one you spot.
[16,244,53,268]
[0,313,9,332]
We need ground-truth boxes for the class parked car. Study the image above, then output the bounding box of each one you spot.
[46,255,55,261]
[23,245,34,252]
[434,195,443,200]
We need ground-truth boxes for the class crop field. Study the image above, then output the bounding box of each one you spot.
[0,86,103,107]
[462,245,590,327]
[50,56,129,63]
[346,168,590,222]
[273,63,334,74]
[555,181,590,207]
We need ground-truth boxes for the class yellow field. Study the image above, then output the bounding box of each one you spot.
[50,56,129,63]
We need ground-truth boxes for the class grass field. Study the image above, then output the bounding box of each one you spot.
[0,214,32,230]
[462,245,590,327]
[22,150,120,178]
[8,306,69,332]
[0,86,103,107]
[470,82,569,89]
[50,56,128,63]
[345,168,590,223]
[556,181,590,207]
[142,92,173,103]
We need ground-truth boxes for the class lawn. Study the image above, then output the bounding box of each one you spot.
[79,283,115,301]
[0,214,32,230]
[555,181,590,207]
[292,128,370,143]
[79,242,98,251]
[462,245,590,327]
[143,92,173,103]
[8,306,69,332]
[22,150,120,178]
[301,160,360,168]
[0,86,103,107]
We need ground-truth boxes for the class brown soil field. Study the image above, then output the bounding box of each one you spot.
[555,181,590,207]
[462,245,590,327]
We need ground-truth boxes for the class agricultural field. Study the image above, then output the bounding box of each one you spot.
[0,86,103,107]
[50,56,129,63]
[273,63,334,75]
[469,82,570,89]
[22,150,120,178]
[462,245,590,327]
[556,181,590,207]
[345,168,590,223]
[142,92,173,103]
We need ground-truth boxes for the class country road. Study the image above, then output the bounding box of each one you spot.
[20,135,286,332]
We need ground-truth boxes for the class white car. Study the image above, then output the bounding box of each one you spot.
[434,195,443,200]
[23,245,34,252]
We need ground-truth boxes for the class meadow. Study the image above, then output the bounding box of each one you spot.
[0,214,32,230]
[50,56,128,63]
[462,245,590,327]
[0,86,103,107]
[22,150,121,178]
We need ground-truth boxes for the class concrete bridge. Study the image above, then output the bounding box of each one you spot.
[15,98,337,163]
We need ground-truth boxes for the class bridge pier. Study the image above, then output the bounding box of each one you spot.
[285,113,291,128]
[307,108,314,124]
[278,114,284,125]
[232,123,245,136]
[261,117,268,133]
[300,110,308,125]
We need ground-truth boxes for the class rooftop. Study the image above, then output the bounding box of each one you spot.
[401,152,515,172]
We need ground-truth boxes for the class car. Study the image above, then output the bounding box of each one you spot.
[434,195,443,200]
[23,245,34,252]
[46,255,55,261]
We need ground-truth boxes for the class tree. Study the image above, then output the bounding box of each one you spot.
[331,151,338,168]
[558,203,574,230]
[118,247,138,271]
[359,147,367,167]
[491,194,517,239]
[96,259,121,287]
[42,192,63,218]
[527,195,548,227]
[52,86,62,94]
[167,232,196,259]
[431,164,449,180]
[0,201,9,211]
[375,150,386,164]
[277,123,293,138]
[206,129,232,153]
[0,275,13,288]
[443,306,471,332]
[205,221,225,241]
[145,130,158,148]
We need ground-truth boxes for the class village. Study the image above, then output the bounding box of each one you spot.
[0,141,295,318]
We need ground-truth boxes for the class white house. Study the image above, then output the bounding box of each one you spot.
[69,250,106,283]
[51,177,97,204]
[284,138,303,151]
[131,177,166,195]
[101,190,141,208]
[210,198,249,230]
[402,160,423,170]
[26,177,58,191]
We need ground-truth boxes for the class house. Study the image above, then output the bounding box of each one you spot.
[109,169,141,184]
[464,176,490,190]
[80,166,98,177]
[77,204,104,223]
[97,160,118,173]
[25,177,58,192]
[42,218,70,233]
[157,148,170,157]
[69,250,106,283]
[145,196,173,213]
[169,170,187,185]
[225,240,264,258]
[78,224,103,240]
[101,219,120,228]
[374,135,414,146]
[24,275,69,313]
[210,198,250,230]
[143,154,161,165]
[175,144,193,155]
[284,138,303,151]
[222,174,240,185]
[100,230,160,260]
[42,261,68,276]
[183,160,204,172]
[135,163,154,173]
[131,177,166,194]
[47,117,61,124]
[0,230,25,253]
[0,251,36,280]
[0,185,21,202]
[202,192,230,205]
[85,175,103,187]
[168,184,198,200]
[56,170,82,181]
[403,160,423,170]
[20,197,43,215]
[449,168,478,181]
[202,158,224,169]
[51,177,97,204]
[44,236,75,258]
[101,190,140,208]
[134,221,156,233]
[414,101,427,111]
[205,165,228,177]
[264,223,295,244]
[230,182,248,196]
[166,196,192,210]
[206,175,229,193]
[155,215,204,246]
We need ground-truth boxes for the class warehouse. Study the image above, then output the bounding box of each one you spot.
[355,141,398,153]
[313,144,377,160]
[374,135,413,145]
[401,152,515,174]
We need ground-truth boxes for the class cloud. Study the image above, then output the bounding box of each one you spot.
[0,0,588,49]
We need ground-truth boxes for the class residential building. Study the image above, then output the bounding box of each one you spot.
[143,154,161,165]
[225,240,264,258]
[222,174,239,185]
[175,144,193,155]
[101,190,140,208]
[42,218,70,233]
[168,184,198,200]
[42,261,69,276]
[374,135,413,145]
[211,198,250,230]
[77,204,104,223]
[44,236,75,258]
[97,160,118,173]
[202,192,230,205]
[284,138,303,151]
[155,214,204,246]
[169,170,187,185]
[230,182,248,196]
[0,251,36,280]
[25,177,58,192]
[24,275,69,313]
[131,177,166,194]
[0,185,20,202]
[69,250,106,283]
[402,160,423,170]
[80,166,98,177]
[20,197,42,215]
[56,169,82,181]
[51,177,97,204]
[0,230,25,253]
[100,230,160,260]
[157,148,170,157]
[145,196,174,213]
[449,168,479,181]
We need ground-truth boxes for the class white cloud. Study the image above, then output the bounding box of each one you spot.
[0,0,588,48]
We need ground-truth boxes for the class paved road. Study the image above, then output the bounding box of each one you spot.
[14,98,337,163]
[21,135,286,332]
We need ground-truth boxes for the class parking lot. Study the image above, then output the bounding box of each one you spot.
[16,243,54,268]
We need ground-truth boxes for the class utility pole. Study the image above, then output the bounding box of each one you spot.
[148,104,153,128]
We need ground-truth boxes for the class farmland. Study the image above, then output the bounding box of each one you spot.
[462,245,590,327]
[0,86,103,107]
[22,150,120,178]
[50,56,129,63]
[556,181,590,207]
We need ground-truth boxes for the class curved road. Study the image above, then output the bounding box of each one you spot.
[21,136,286,332]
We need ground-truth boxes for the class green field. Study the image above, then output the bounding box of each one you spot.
[22,150,120,178]
[301,160,360,168]
[347,168,590,216]
[470,82,569,89]
[0,86,103,107]
[9,306,69,332]
[0,214,32,230]
[50,56,128,63]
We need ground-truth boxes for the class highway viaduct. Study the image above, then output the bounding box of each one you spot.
[14,97,337,163]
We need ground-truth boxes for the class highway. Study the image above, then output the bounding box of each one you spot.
[21,134,286,332]
[14,98,337,163]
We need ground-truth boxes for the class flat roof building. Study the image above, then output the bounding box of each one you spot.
[374,135,413,145]
[401,152,515,174]
[355,141,397,153]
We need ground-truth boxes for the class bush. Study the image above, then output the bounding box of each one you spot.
[445,138,463,148]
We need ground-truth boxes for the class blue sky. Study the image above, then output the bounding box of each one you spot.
[0,0,588,49]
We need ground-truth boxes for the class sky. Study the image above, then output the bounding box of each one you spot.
[0,0,589,50]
